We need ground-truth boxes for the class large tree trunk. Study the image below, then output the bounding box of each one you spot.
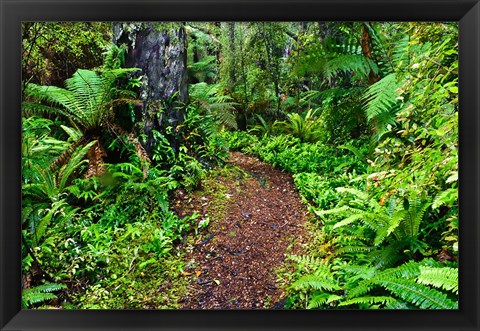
[113,23,188,157]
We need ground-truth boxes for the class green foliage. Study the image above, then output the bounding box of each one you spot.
[277,22,458,311]
[324,54,378,83]
[22,21,458,310]
[273,109,324,143]
[22,22,111,86]
[189,82,239,130]
[248,114,277,138]
[363,73,402,137]
[417,266,458,294]
[22,282,67,308]
[24,68,139,130]
[219,130,259,152]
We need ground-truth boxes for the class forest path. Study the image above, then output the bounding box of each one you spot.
[175,152,310,309]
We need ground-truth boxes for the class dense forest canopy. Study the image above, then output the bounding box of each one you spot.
[22,21,458,309]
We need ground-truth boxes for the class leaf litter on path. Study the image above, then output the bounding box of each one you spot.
[173,152,311,309]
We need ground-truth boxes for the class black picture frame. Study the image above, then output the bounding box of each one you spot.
[1,0,479,330]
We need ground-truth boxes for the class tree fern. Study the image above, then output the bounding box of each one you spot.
[23,67,140,175]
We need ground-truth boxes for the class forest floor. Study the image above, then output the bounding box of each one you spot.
[172,152,311,309]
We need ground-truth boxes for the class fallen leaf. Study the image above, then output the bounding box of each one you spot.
[196,271,202,277]
[213,279,221,285]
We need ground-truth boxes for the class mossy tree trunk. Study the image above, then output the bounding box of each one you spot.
[113,22,188,157]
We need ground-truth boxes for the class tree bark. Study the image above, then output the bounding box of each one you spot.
[227,23,236,89]
[361,23,380,85]
[113,22,188,157]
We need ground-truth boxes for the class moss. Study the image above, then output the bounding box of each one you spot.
[72,253,190,309]
[198,164,250,227]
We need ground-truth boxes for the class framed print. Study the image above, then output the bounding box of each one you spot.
[1,0,479,330]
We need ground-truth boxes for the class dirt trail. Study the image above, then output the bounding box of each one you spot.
[174,152,310,309]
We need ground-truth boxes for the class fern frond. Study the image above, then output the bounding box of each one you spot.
[292,274,339,292]
[324,54,378,82]
[417,266,458,294]
[338,144,364,160]
[369,241,405,269]
[374,211,403,245]
[336,187,370,201]
[314,205,354,217]
[347,260,420,299]
[57,140,97,190]
[289,255,324,271]
[336,245,373,255]
[332,213,364,229]
[380,279,458,309]
[214,107,238,130]
[61,125,82,142]
[102,43,128,70]
[363,73,402,135]
[338,296,396,307]
[390,34,410,68]
[28,282,67,293]
[432,188,458,210]
[306,293,330,309]
[403,195,431,238]
[22,282,67,308]
[24,85,85,125]
[23,292,57,306]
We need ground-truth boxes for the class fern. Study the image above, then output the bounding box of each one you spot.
[24,67,141,173]
[292,274,340,292]
[339,296,396,307]
[363,73,402,136]
[274,109,324,143]
[417,266,458,294]
[345,260,458,309]
[306,293,330,309]
[189,82,238,129]
[347,260,420,298]
[380,279,457,309]
[57,141,97,190]
[368,240,407,269]
[103,43,128,70]
[432,188,458,210]
[289,255,325,272]
[324,54,379,82]
[22,282,67,308]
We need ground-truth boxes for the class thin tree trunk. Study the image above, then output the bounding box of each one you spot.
[361,23,380,85]
[227,23,236,89]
